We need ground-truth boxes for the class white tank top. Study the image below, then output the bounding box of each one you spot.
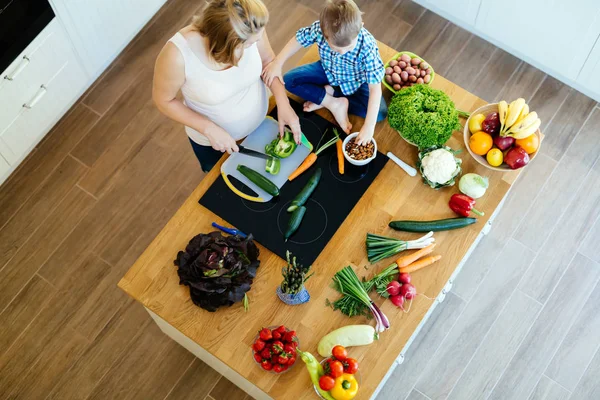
[168,32,269,146]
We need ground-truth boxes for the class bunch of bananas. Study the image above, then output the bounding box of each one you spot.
[498,98,541,139]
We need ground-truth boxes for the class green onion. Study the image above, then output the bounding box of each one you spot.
[332,266,390,333]
[366,231,435,263]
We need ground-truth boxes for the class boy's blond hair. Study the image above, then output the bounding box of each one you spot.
[193,0,269,66]
[319,0,363,47]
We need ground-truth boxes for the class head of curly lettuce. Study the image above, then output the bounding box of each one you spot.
[387,85,461,149]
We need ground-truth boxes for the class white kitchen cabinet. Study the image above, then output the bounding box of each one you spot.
[0,18,88,183]
[50,0,167,78]
[416,0,482,26]
[0,57,87,166]
[0,153,10,181]
[577,34,600,95]
[476,0,600,82]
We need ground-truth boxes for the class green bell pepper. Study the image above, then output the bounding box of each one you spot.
[265,130,297,159]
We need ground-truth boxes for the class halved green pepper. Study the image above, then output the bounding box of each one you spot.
[265,130,297,158]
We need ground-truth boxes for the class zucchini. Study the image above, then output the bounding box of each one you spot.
[389,217,476,232]
[237,165,279,197]
[287,168,322,212]
[285,206,306,241]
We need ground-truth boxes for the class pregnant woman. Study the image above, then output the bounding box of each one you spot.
[153,0,300,172]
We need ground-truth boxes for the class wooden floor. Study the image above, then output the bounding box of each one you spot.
[0,0,599,399]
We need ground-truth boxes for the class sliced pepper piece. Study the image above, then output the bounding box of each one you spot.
[265,157,280,175]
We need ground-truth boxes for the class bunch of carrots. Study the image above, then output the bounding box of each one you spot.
[395,243,441,273]
[289,128,343,181]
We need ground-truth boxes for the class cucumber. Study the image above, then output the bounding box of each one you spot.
[287,168,322,212]
[237,165,279,197]
[389,217,476,232]
[285,206,306,241]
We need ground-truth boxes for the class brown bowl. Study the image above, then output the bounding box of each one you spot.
[463,103,541,172]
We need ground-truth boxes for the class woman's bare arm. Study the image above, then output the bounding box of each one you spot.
[152,43,238,153]
[256,31,301,141]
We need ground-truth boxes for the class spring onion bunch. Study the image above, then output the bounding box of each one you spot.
[332,266,390,333]
[366,231,435,263]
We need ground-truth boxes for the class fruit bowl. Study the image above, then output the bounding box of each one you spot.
[313,358,362,400]
[251,325,299,374]
[463,103,541,172]
[382,51,435,94]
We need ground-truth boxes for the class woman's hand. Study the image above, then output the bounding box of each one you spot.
[262,59,284,87]
[277,102,302,144]
[205,124,239,154]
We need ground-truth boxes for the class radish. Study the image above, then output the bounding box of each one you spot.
[399,283,417,300]
[398,273,412,284]
[390,294,405,309]
[387,281,401,296]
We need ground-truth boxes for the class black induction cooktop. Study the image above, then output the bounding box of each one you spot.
[199,100,388,266]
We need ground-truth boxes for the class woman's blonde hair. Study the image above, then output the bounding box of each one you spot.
[193,0,269,66]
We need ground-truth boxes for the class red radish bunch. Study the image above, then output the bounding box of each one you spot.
[386,273,418,311]
[253,325,298,374]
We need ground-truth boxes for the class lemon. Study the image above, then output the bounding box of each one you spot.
[486,148,503,167]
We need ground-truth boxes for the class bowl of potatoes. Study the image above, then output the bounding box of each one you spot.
[382,51,435,94]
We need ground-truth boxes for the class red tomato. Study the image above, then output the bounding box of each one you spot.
[275,325,287,334]
[272,330,282,340]
[253,339,265,352]
[287,355,296,365]
[259,328,272,341]
[253,353,262,363]
[273,364,284,373]
[344,358,359,374]
[281,363,289,371]
[261,360,272,371]
[271,341,284,354]
[319,375,336,391]
[332,345,348,361]
[327,360,344,378]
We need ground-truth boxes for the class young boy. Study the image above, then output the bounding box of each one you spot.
[262,0,387,145]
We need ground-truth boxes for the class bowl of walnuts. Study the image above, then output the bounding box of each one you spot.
[342,133,377,166]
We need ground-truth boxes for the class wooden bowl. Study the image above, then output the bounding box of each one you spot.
[463,103,541,172]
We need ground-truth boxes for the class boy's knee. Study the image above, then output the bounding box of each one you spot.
[283,70,298,89]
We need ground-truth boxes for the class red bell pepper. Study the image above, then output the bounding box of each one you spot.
[449,194,484,217]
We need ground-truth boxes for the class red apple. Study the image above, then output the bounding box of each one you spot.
[504,146,530,169]
[493,135,515,150]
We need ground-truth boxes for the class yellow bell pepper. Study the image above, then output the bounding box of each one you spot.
[330,373,358,400]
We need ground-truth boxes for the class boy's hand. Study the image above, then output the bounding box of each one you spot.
[356,124,375,146]
[262,59,284,87]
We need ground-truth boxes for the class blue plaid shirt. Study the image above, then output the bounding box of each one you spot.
[296,21,385,96]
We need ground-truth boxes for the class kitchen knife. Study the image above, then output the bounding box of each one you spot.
[238,145,271,160]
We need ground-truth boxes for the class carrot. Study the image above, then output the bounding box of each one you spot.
[288,153,318,181]
[395,243,436,268]
[336,139,344,175]
[399,255,442,274]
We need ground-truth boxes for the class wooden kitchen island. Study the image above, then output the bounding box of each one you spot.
[118,43,523,399]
